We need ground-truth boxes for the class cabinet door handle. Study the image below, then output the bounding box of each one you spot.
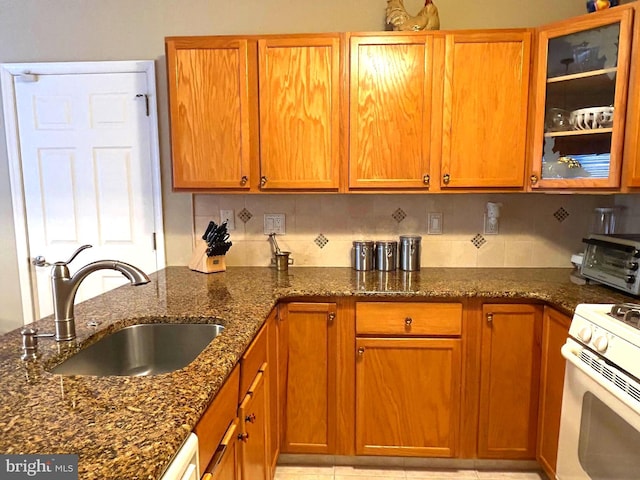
[443,173,450,185]
[487,312,493,324]
[260,176,268,187]
[328,312,336,322]
[240,175,248,186]
[357,347,365,356]
[245,413,256,423]
[422,174,430,186]
[530,174,539,185]
[405,317,413,326]
[238,432,249,442]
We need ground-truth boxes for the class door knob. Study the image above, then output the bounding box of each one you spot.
[530,174,539,185]
[260,176,268,187]
[240,175,248,186]
[443,173,450,185]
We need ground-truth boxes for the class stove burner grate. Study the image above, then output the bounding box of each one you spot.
[610,303,640,328]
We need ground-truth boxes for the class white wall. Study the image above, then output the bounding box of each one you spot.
[0,0,592,332]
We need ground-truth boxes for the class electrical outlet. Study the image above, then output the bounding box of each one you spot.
[427,212,443,234]
[484,214,499,235]
[220,209,235,230]
[264,214,286,235]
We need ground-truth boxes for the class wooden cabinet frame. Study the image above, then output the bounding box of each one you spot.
[622,2,640,189]
[528,5,634,190]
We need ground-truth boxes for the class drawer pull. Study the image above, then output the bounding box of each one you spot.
[405,317,413,326]
[358,347,365,356]
[245,413,256,423]
[238,432,249,442]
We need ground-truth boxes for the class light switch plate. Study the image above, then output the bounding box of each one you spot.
[264,214,285,235]
[220,210,235,230]
[427,212,443,234]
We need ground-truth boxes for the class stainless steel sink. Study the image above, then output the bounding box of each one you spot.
[51,323,224,376]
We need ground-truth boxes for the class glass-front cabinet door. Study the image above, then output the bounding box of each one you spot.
[530,7,634,189]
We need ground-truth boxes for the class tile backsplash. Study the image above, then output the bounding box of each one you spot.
[193,193,620,268]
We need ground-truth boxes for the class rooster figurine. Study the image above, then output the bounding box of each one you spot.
[386,0,440,31]
[586,0,618,12]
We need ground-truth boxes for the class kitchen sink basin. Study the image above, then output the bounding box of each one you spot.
[51,323,224,376]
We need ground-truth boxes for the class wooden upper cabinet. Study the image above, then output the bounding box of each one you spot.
[529,6,634,190]
[441,31,531,189]
[166,37,256,190]
[349,34,433,190]
[258,35,341,190]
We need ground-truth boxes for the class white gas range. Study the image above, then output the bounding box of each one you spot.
[557,303,640,480]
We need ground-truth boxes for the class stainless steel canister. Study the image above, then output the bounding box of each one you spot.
[399,235,422,271]
[274,251,293,272]
[352,240,374,271]
[374,240,397,271]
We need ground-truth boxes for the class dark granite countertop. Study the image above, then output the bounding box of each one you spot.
[0,266,635,479]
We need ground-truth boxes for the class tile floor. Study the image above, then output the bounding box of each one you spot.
[274,465,548,480]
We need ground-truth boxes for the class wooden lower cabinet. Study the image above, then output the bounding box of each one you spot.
[355,337,462,457]
[266,311,280,475]
[537,306,571,479]
[478,304,542,459]
[195,365,241,476]
[202,419,240,480]
[197,297,569,477]
[280,302,337,454]
[238,367,269,480]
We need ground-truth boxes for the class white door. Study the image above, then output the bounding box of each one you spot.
[11,68,162,320]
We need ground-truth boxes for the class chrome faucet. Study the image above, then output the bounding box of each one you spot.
[46,245,150,341]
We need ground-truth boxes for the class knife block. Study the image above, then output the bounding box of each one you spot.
[189,240,226,273]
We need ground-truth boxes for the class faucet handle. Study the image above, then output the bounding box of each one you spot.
[58,244,93,266]
[32,256,51,267]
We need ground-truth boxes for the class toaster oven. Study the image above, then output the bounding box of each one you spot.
[581,234,640,295]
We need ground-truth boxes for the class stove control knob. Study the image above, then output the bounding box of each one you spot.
[628,262,639,271]
[593,336,609,353]
[626,275,636,284]
[578,326,593,343]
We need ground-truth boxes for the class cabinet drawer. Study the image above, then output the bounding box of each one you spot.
[356,302,462,336]
[240,323,268,395]
[203,419,239,479]
[194,365,240,475]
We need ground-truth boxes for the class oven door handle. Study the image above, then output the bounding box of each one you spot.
[582,237,640,255]
[562,343,640,414]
